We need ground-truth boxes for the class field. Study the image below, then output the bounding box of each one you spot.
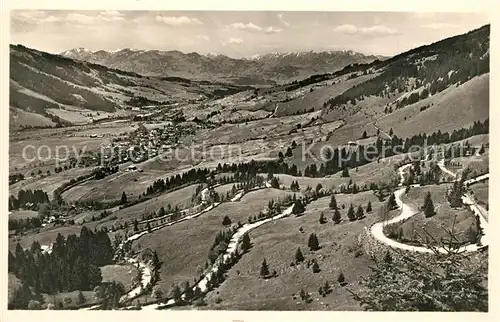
[61,145,223,202]
[390,184,477,246]
[42,290,97,309]
[203,191,393,310]
[452,152,489,178]
[9,210,40,220]
[270,154,399,192]
[9,135,110,171]
[274,73,379,117]
[376,74,489,137]
[93,183,205,229]
[101,264,138,290]
[10,166,96,199]
[61,168,166,202]
[9,226,83,251]
[7,218,110,252]
[214,183,239,197]
[470,180,489,208]
[10,107,56,130]
[131,188,292,294]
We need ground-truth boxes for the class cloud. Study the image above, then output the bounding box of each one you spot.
[278,13,290,27]
[334,24,399,36]
[99,10,125,22]
[66,13,95,25]
[13,10,46,21]
[12,11,126,26]
[228,22,281,34]
[422,23,459,30]
[40,16,64,23]
[155,15,203,26]
[11,10,63,24]
[196,34,210,41]
[226,38,243,45]
[333,24,358,34]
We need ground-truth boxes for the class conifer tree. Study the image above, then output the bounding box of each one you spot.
[222,216,232,226]
[338,271,346,286]
[448,181,464,208]
[319,212,327,224]
[295,247,305,263]
[332,209,342,224]
[121,191,128,204]
[241,233,251,252]
[307,233,320,251]
[329,194,338,210]
[312,261,321,273]
[260,258,270,278]
[347,203,356,221]
[387,192,398,210]
[194,286,202,299]
[292,199,305,215]
[184,281,194,302]
[356,205,365,220]
[171,284,182,304]
[423,191,436,218]
[366,201,372,213]
[323,281,331,295]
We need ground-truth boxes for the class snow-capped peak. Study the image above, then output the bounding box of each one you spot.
[60,47,94,56]
[204,52,220,58]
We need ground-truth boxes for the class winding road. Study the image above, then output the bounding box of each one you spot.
[370,162,489,253]
[139,203,295,310]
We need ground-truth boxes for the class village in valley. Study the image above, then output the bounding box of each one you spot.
[7,10,490,312]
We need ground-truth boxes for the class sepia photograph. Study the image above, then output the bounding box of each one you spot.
[4,3,492,314]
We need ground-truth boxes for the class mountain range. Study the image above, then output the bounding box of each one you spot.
[9,25,489,132]
[59,48,385,85]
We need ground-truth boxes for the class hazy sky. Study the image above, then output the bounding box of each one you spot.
[10,11,489,57]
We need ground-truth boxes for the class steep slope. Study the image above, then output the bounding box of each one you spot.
[59,48,383,85]
[9,45,251,128]
[377,73,489,136]
[323,24,489,114]
[183,25,489,129]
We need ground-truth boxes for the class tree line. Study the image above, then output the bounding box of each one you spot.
[8,226,114,309]
[9,189,50,211]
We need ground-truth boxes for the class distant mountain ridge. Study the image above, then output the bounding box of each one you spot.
[59,48,385,85]
[9,44,251,128]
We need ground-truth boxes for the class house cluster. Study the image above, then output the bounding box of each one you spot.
[104,122,196,164]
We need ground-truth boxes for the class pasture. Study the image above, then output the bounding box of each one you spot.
[203,191,390,310]
[9,210,40,220]
[376,74,489,138]
[470,180,489,208]
[10,166,96,199]
[393,184,477,246]
[131,188,292,295]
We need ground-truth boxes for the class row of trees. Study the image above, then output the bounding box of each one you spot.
[8,216,43,232]
[404,161,442,186]
[9,189,50,211]
[9,173,25,185]
[144,167,211,196]
[93,165,120,180]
